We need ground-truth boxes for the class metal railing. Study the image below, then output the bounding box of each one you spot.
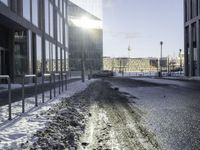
[42,74,52,103]
[0,72,69,121]
[0,75,11,120]
[53,73,61,96]
[62,73,68,91]
[22,74,37,113]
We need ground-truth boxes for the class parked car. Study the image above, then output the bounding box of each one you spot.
[92,70,114,78]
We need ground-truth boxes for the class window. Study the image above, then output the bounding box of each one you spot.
[66,51,69,71]
[52,44,56,72]
[0,0,8,6]
[45,0,50,34]
[32,0,38,26]
[57,13,60,42]
[64,1,67,19]
[62,49,65,71]
[65,24,68,48]
[36,35,42,74]
[23,0,31,21]
[55,0,58,7]
[60,0,63,14]
[45,41,50,72]
[50,3,54,37]
[57,47,61,72]
[14,31,28,75]
[60,17,63,44]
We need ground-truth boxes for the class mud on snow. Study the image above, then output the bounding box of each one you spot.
[21,80,161,150]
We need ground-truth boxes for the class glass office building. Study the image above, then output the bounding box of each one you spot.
[184,0,200,76]
[0,0,69,82]
[69,0,102,19]
[68,0,103,71]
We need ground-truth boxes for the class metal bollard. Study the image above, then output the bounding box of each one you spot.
[53,74,56,97]
[0,75,12,120]
[59,74,61,94]
[42,75,45,103]
[50,74,52,99]
[35,76,38,107]
[8,77,11,120]
[65,73,67,91]
[22,75,38,112]
[22,75,25,113]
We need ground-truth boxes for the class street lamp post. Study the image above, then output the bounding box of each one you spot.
[160,41,163,77]
[179,49,182,75]
[128,44,131,76]
[81,28,85,82]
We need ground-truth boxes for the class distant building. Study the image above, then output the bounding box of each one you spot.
[68,1,103,72]
[103,57,182,73]
[184,0,200,76]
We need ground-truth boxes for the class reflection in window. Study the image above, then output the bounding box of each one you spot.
[65,24,68,48]
[23,0,31,21]
[64,1,67,19]
[50,3,54,37]
[45,41,50,72]
[52,44,56,72]
[45,0,49,34]
[57,14,63,44]
[62,49,65,71]
[32,0,38,26]
[1,0,8,6]
[66,51,69,71]
[57,13,60,42]
[36,35,42,74]
[57,47,61,72]
[14,31,28,75]
[55,0,58,7]
[60,0,63,14]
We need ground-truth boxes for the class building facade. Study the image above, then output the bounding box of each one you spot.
[68,1,103,72]
[184,0,200,76]
[0,0,69,82]
[103,57,182,73]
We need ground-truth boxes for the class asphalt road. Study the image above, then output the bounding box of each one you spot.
[107,77,200,150]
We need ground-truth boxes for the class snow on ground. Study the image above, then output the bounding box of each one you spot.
[108,77,200,150]
[0,79,95,150]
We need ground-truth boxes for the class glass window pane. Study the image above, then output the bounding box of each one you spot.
[36,35,42,74]
[32,0,38,26]
[50,3,54,37]
[65,24,68,48]
[1,0,8,6]
[52,44,56,72]
[66,51,69,71]
[57,13,60,42]
[45,0,49,34]
[23,0,31,21]
[14,31,28,75]
[62,49,65,71]
[45,41,50,72]
[55,0,58,7]
[60,0,63,14]
[57,47,61,72]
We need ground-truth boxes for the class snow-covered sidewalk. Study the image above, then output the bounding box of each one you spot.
[0,79,95,150]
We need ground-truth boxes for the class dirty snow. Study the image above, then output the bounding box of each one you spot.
[0,79,95,150]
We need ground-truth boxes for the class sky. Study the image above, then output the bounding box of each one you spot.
[103,0,184,58]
